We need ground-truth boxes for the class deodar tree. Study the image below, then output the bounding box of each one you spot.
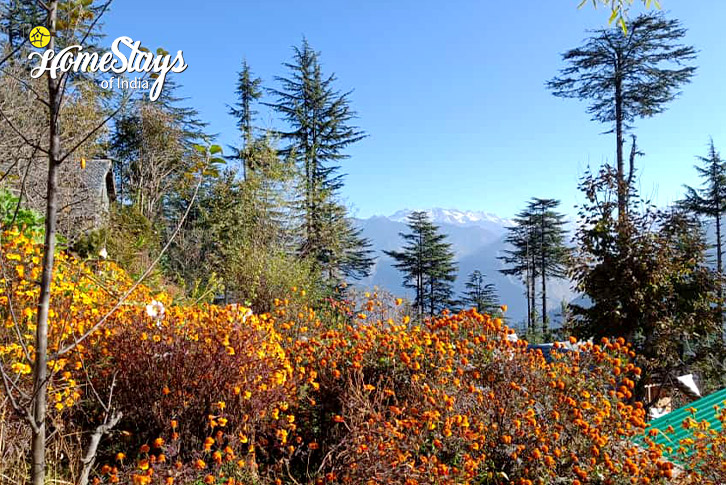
[548,12,695,227]
[267,39,374,284]
[679,139,726,329]
[385,211,458,319]
[500,199,569,337]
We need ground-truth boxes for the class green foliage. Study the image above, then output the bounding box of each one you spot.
[461,270,499,315]
[111,79,208,219]
[163,136,322,311]
[0,189,43,234]
[267,38,373,283]
[548,13,695,130]
[229,60,263,148]
[500,198,569,334]
[571,165,721,401]
[549,12,696,224]
[679,140,726,281]
[105,205,163,284]
[385,211,458,319]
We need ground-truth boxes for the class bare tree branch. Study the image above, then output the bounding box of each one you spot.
[0,108,48,154]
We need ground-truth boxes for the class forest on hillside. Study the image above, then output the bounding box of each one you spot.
[1,1,726,484]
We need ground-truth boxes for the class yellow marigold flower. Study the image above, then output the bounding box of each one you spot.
[11,362,31,375]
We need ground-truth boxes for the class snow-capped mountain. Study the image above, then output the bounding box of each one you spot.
[389,208,513,229]
[355,208,576,328]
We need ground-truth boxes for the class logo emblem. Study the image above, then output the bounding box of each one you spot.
[29,26,50,48]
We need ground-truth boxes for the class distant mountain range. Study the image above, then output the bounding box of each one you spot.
[355,208,576,327]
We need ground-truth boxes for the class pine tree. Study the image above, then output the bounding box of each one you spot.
[500,210,538,332]
[425,231,458,316]
[548,13,696,226]
[462,270,499,315]
[679,139,726,328]
[385,211,458,319]
[267,38,371,282]
[500,199,569,334]
[228,60,263,178]
[531,198,570,334]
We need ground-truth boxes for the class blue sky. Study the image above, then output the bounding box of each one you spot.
[102,1,726,219]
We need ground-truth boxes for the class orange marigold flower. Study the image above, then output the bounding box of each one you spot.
[139,444,150,453]
[204,475,215,485]
[153,437,164,448]
[116,452,126,462]
[132,475,151,485]
[194,459,206,470]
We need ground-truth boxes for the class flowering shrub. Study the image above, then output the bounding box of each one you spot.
[0,230,296,483]
[275,298,674,484]
[1,231,721,484]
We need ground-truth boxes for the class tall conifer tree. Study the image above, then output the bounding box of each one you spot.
[548,13,696,226]
[228,60,263,178]
[680,139,726,328]
[267,39,372,282]
[386,211,457,319]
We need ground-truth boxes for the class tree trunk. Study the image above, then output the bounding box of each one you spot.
[417,231,423,320]
[716,210,723,335]
[615,65,626,227]
[540,208,548,336]
[525,268,531,333]
[31,4,59,483]
[529,238,537,333]
[541,265,547,337]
